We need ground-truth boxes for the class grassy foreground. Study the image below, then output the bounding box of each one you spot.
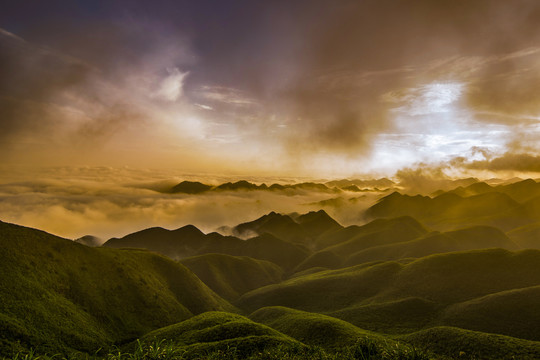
[5,338,432,360]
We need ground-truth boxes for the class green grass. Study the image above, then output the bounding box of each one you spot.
[5,337,433,360]
[237,249,540,337]
[0,221,233,356]
[438,285,540,341]
[248,306,383,349]
[399,326,540,360]
[181,254,283,301]
[344,225,518,267]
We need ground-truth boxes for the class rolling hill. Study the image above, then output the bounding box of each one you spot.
[237,248,540,339]
[180,253,284,301]
[0,220,233,355]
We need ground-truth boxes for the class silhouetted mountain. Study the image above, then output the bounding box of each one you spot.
[104,222,310,271]
[234,210,342,246]
[326,178,395,188]
[74,235,102,247]
[170,180,212,194]
[215,180,267,191]
[366,191,528,231]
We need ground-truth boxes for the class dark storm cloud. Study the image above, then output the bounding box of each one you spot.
[467,153,540,173]
[2,0,540,171]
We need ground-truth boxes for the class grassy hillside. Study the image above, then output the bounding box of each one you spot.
[400,326,540,360]
[104,226,309,271]
[320,216,428,259]
[0,221,233,356]
[237,249,540,337]
[315,216,428,251]
[181,254,284,301]
[365,191,530,231]
[508,221,540,248]
[138,311,301,358]
[345,225,518,266]
[249,306,381,350]
[439,285,540,341]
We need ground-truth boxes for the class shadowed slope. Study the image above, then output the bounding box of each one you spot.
[181,254,283,301]
[345,225,518,266]
[366,191,527,231]
[399,326,540,360]
[237,249,540,337]
[104,225,309,271]
[315,216,428,251]
[439,285,540,341]
[0,221,232,355]
[234,210,342,246]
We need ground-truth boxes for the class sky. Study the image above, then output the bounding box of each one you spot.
[2,0,540,177]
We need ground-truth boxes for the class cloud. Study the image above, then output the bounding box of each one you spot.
[466,153,540,173]
[152,68,189,101]
[0,167,377,240]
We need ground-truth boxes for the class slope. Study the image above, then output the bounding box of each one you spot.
[237,249,540,337]
[0,220,232,355]
[180,254,284,301]
[139,311,301,358]
[345,225,518,266]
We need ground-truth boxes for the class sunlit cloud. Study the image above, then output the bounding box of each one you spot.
[152,68,189,102]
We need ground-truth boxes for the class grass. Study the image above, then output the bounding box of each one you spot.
[0,221,233,356]
[4,337,432,360]
[237,248,540,337]
[181,254,283,301]
[248,306,383,349]
[344,225,518,267]
[399,326,540,360]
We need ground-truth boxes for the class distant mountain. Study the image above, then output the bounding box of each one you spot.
[170,180,212,194]
[326,178,395,189]
[215,180,268,191]
[234,210,343,246]
[365,191,531,231]
[166,179,393,194]
[0,220,232,355]
[74,235,102,247]
[344,225,519,266]
[104,222,310,271]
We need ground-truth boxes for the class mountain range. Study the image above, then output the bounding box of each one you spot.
[2,178,540,359]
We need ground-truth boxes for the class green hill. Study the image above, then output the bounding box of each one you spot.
[439,285,540,341]
[508,221,540,248]
[0,220,232,355]
[139,311,300,358]
[345,225,518,266]
[249,306,380,349]
[315,216,428,251]
[366,191,528,231]
[328,297,439,333]
[181,254,284,301]
[399,326,540,360]
[104,226,309,271]
[237,249,540,337]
